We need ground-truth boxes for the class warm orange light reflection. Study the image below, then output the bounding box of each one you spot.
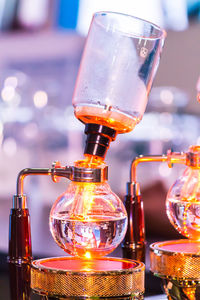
[84,252,92,259]
[75,155,105,169]
[197,92,200,103]
[74,105,139,134]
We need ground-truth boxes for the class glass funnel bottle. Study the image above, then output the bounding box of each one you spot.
[73,12,166,134]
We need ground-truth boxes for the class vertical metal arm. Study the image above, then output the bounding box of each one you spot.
[122,188,146,262]
[8,168,52,300]
[8,164,72,300]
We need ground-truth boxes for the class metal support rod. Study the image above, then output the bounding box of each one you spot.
[130,154,168,184]
[123,150,187,262]
[129,150,187,195]
[9,164,71,299]
[15,163,108,204]
[16,168,52,197]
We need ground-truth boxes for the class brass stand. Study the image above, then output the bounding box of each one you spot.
[150,240,200,300]
[31,257,145,299]
[39,296,142,299]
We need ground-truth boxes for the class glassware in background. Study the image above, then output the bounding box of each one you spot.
[166,146,200,240]
[76,0,188,35]
[0,0,18,30]
[73,11,166,134]
[17,0,49,29]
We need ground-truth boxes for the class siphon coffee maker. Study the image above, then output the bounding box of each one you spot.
[150,145,200,300]
[124,145,200,299]
[8,11,166,299]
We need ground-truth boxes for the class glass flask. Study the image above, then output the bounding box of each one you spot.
[166,166,200,240]
[73,11,166,134]
[49,173,127,258]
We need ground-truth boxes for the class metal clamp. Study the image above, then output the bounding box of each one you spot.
[51,161,108,183]
[186,146,200,168]
[71,165,108,182]
[15,162,108,207]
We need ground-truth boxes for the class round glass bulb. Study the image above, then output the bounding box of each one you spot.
[49,181,127,258]
[166,167,200,240]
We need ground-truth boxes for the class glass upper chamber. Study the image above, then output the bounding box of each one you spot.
[73,11,166,134]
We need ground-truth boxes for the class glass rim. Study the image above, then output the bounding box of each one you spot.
[31,256,145,275]
[93,11,167,40]
[150,239,200,256]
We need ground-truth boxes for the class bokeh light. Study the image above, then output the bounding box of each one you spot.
[1,86,15,102]
[4,76,18,88]
[33,90,48,108]
[2,137,17,157]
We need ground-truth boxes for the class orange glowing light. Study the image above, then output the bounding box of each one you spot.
[84,252,91,259]
[74,105,139,134]
[198,92,200,103]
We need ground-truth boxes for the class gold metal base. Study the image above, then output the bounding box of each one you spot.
[162,278,200,300]
[150,240,200,300]
[39,296,142,300]
[31,257,145,299]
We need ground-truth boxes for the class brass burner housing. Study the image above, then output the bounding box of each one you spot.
[150,240,200,299]
[31,257,145,299]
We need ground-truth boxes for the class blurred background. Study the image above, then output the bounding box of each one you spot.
[0,0,200,297]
